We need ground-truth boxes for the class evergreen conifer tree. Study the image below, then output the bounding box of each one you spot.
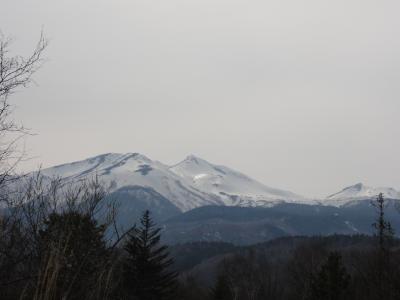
[372,193,394,253]
[371,193,395,299]
[123,210,177,300]
[308,251,350,300]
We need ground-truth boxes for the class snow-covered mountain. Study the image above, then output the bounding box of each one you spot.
[41,153,221,212]
[40,153,309,212]
[39,153,399,213]
[22,154,400,243]
[170,155,307,207]
[324,183,400,207]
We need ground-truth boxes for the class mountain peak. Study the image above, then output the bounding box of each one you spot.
[86,152,149,161]
[41,152,309,211]
[346,183,364,191]
[170,155,307,205]
[326,183,400,206]
[341,182,368,192]
[41,152,154,179]
[125,152,151,162]
[183,154,208,165]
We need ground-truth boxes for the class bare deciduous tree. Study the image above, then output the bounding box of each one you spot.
[0,31,47,186]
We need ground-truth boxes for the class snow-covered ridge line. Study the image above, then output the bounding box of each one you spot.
[327,183,400,200]
[38,153,399,211]
[322,183,400,207]
[39,152,312,212]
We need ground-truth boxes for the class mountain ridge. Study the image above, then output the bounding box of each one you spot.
[324,182,400,206]
[39,152,311,212]
[38,153,400,212]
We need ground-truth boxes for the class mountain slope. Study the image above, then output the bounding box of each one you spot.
[35,153,400,244]
[324,183,400,206]
[170,155,308,207]
[102,186,182,227]
[161,201,400,245]
[40,153,308,212]
[41,153,222,212]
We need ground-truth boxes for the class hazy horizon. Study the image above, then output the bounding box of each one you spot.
[1,0,399,198]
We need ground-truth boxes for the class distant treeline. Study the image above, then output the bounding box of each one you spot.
[175,235,400,300]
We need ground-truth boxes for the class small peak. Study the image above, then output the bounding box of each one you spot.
[92,152,119,159]
[351,183,364,191]
[128,152,144,159]
[185,154,201,164]
[89,152,153,165]
[124,152,152,162]
[327,183,365,199]
[86,152,122,162]
[183,154,212,166]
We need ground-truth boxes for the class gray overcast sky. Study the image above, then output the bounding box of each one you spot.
[1,0,399,198]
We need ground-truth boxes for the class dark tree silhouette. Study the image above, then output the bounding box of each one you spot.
[0,32,47,186]
[212,274,232,300]
[123,210,177,300]
[36,211,109,299]
[0,30,47,298]
[368,193,396,300]
[308,251,350,300]
[372,193,394,253]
